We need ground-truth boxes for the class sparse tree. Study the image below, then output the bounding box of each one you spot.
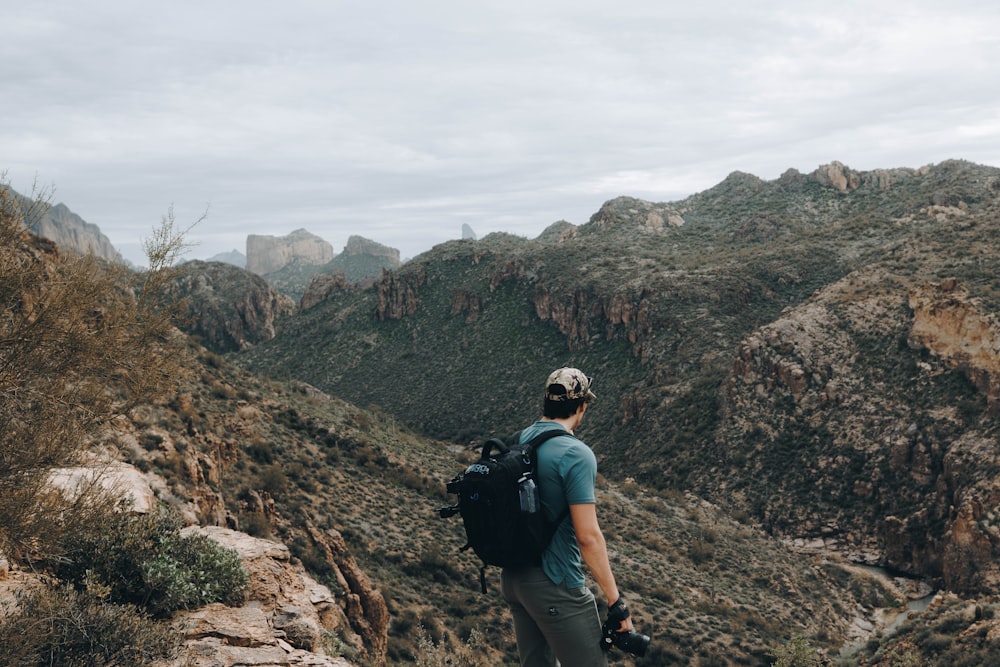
[0,177,193,562]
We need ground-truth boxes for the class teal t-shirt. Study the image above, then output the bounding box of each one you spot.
[518,420,597,590]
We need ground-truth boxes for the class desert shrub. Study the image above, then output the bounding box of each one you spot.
[242,509,273,537]
[0,181,192,562]
[258,464,289,496]
[53,507,248,617]
[770,634,826,666]
[246,438,276,464]
[688,538,715,565]
[140,531,248,615]
[0,584,178,666]
[415,625,489,667]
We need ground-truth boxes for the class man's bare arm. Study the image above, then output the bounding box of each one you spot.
[570,502,634,631]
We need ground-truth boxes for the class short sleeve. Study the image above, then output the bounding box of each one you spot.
[560,442,597,505]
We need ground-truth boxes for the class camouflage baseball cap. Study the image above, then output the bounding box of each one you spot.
[544,367,596,402]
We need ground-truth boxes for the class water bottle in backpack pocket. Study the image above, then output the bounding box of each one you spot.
[517,474,538,513]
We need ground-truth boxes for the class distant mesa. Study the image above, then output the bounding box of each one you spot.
[246,229,334,275]
[243,229,401,303]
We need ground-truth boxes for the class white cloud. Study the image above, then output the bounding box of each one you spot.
[2,1,1000,264]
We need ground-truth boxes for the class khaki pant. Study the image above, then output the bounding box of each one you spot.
[501,566,608,667]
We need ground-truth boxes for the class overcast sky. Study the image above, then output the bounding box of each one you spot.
[4,1,999,265]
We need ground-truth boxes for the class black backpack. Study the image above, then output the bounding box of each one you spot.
[438,429,574,593]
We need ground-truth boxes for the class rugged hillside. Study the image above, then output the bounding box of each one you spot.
[236,160,1000,601]
[7,163,1000,665]
[114,345,886,665]
[713,272,1000,591]
[166,260,297,353]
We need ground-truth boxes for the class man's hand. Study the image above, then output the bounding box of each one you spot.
[601,597,649,656]
[607,597,633,632]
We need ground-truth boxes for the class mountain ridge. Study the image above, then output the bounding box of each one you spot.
[236,159,1000,598]
[7,160,1000,664]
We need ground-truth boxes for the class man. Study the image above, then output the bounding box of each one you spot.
[501,367,637,666]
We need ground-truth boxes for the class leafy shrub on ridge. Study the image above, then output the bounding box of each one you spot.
[53,507,248,617]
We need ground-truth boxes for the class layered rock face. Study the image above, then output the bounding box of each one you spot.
[247,229,334,275]
[374,265,424,320]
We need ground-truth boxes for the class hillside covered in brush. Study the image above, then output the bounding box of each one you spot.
[8,161,1000,666]
[237,159,1000,606]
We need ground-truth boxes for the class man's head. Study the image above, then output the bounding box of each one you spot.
[543,367,596,419]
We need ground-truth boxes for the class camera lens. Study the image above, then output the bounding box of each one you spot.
[615,630,650,657]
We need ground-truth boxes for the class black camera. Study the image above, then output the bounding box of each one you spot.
[601,623,650,657]
[600,597,650,657]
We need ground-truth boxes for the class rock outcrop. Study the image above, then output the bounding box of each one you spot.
[588,196,685,231]
[300,273,350,311]
[160,526,361,667]
[536,220,577,243]
[48,460,157,513]
[908,279,1000,412]
[374,266,424,320]
[247,229,334,276]
[258,235,401,302]
[302,524,388,665]
[168,261,296,353]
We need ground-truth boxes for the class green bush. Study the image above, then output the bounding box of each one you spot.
[54,507,248,617]
[0,584,178,666]
[140,531,249,615]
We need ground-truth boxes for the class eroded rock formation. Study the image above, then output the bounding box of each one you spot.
[374,267,424,320]
[29,201,124,263]
[166,526,361,667]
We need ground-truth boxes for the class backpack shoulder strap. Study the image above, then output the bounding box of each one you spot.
[520,428,579,451]
[521,428,579,536]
